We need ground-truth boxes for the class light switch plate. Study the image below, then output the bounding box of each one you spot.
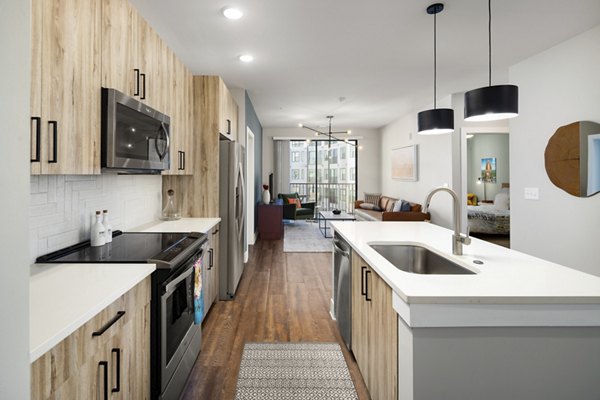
[524,187,539,200]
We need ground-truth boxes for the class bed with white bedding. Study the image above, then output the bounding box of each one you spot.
[467,204,510,234]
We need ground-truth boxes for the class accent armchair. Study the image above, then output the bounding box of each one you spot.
[277,193,316,220]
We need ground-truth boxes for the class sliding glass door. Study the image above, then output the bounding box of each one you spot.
[288,139,357,212]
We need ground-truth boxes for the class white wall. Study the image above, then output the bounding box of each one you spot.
[0,0,30,397]
[30,175,162,262]
[262,127,381,197]
[380,97,454,228]
[510,25,600,276]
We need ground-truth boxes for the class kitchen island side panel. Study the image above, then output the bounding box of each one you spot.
[408,325,600,400]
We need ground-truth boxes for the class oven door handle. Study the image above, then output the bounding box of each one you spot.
[164,264,195,296]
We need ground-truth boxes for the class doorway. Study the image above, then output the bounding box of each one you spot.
[460,127,510,248]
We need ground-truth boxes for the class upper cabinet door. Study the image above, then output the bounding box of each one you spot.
[101,0,137,97]
[36,0,101,175]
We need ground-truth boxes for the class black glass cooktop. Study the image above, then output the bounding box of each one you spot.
[36,231,205,264]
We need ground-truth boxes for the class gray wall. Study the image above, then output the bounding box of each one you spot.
[467,134,510,201]
[0,0,30,397]
[510,25,600,276]
[246,92,263,235]
[411,326,600,400]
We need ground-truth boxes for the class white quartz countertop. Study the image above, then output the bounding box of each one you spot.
[130,217,221,234]
[29,263,155,363]
[331,221,600,305]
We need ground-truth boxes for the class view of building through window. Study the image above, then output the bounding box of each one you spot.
[289,140,357,212]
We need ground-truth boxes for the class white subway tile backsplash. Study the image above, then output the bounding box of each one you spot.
[29,174,161,263]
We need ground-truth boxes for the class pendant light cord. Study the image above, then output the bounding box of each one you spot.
[488,0,492,86]
[433,11,437,109]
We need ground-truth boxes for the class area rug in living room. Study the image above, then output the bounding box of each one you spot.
[234,342,358,400]
[283,221,331,252]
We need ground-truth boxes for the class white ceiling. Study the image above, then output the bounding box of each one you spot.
[130,0,600,129]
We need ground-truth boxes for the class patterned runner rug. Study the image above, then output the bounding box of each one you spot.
[235,342,358,399]
[283,221,332,252]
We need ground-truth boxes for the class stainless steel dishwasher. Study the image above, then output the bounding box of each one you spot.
[333,232,352,350]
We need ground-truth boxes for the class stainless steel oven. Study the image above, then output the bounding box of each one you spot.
[159,241,206,399]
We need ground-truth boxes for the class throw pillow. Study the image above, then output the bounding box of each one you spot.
[364,193,381,206]
[288,198,301,208]
[359,203,382,211]
[400,200,411,212]
[392,200,402,212]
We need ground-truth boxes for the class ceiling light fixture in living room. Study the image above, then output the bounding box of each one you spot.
[417,3,454,135]
[299,116,361,149]
[464,0,518,122]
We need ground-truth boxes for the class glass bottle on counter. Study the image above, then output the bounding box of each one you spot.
[91,211,106,247]
[102,210,112,243]
[161,189,181,220]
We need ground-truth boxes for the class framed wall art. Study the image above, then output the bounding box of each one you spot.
[392,145,418,181]
[481,157,497,183]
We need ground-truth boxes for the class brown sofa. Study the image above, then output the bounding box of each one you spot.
[354,195,430,222]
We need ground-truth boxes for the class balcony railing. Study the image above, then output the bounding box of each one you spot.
[288,182,356,213]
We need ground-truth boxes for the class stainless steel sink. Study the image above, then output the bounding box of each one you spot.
[369,244,476,275]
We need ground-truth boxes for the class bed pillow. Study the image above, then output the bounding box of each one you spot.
[494,192,510,210]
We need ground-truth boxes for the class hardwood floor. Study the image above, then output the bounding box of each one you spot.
[180,238,370,399]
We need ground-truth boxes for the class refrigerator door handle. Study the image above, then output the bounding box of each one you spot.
[236,160,245,242]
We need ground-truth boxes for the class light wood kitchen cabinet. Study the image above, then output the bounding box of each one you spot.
[30,0,101,175]
[218,77,239,141]
[101,0,167,112]
[204,224,220,315]
[101,0,137,98]
[164,56,194,175]
[31,277,151,400]
[351,253,398,400]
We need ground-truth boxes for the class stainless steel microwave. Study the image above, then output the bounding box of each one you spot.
[101,88,170,173]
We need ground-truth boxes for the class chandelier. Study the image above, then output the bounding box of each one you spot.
[299,116,360,148]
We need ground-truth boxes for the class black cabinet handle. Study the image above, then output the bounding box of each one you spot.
[208,248,213,270]
[361,266,367,297]
[140,73,146,100]
[99,361,108,400]
[92,311,125,337]
[48,121,58,163]
[182,151,186,170]
[177,151,183,170]
[227,119,231,135]
[31,117,41,162]
[111,348,121,393]
[134,68,140,96]
[365,270,372,302]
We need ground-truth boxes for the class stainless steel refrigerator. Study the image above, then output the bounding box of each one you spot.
[219,140,245,299]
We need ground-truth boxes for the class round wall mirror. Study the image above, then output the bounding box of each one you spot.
[545,121,600,197]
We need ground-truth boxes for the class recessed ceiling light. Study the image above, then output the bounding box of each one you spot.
[239,54,254,63]
[222,7,243,20]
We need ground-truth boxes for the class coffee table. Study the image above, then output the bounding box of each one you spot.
[318,210,356,238]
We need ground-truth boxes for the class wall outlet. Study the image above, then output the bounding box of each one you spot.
[524,187,539,200]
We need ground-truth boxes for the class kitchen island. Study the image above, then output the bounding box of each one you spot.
[331,221,600,400]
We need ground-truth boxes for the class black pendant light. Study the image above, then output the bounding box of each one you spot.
[418,3,454,135]
[464,0,518,122]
